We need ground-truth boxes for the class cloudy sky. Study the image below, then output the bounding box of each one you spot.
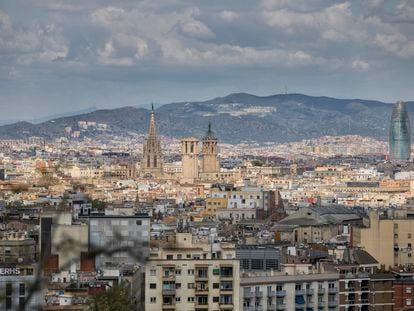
[1,0,414,122]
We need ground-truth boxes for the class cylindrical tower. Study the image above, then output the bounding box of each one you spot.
[389,101,411,162]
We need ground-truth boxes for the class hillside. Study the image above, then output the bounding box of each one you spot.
[0,93,411,144]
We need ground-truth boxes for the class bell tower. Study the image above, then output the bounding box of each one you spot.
[201,122,219,174]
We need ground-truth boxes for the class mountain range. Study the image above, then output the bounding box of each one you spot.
[1,93,412,144]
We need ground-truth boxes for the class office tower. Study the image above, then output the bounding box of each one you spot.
[389,101,411,162]
[181,137,199,184]
[201,122,219,174]
[141,104,163,178]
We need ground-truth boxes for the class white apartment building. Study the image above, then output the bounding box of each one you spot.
[240,264,339,311]
[145,233,240,311]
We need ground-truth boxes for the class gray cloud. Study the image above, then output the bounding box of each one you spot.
[0,0,414,121]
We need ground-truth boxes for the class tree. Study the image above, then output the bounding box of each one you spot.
[89,283,134,311]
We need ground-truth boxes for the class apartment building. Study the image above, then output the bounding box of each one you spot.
[353,209,414,269]
[337,269,394,311]
[240,264,339,311]
[145,232,240,311]
[393,269,414,311]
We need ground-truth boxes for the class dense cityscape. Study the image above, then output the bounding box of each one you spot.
[3,1,414,311]
[0,99,413,311]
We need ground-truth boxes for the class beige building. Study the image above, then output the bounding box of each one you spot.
[181,137,199,184]
[353,209,414,269]
[145,233,240,311]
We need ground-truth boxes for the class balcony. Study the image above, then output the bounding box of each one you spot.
[328,287,338,294]
[276,290,286,297]
[162,302,176,308]
[295,289,305,295]
[243,307,254,311]
[328,300,338,307]
[162,274,175,281]
[244,292,254,299]
[162,287,176,296]
[361,286,369,291]
[195,272,209,281]
[307,288,314,295]
[361,299,370,304]
[318,288,325,295]
[219,302,234,310]
[196,287,209,294]
[318,301,326,307]
[255,291,263,298]
[255,306,264,311]
[276,303,286,310]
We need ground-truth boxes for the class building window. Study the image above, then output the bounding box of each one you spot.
[406,288,412,294]
[409,233,412,239]
[188,283,195,289]
[19,297,25,308]
[150,297,156,303]
[175,297,181,302]
[6,283,12,296]
[407,299,412,306]
[213,283,219,289]
[136,220,142,225]
[150,269,156,276]
[188,269,194,275]
[213,297,219,302]
[175,269,181,275]
[6,297,12,310]
[150,283,156,289]
[295,284,302,290]
[19,284,25,296]
[166,255,173,260]
[188,297,195,302]
[409,253,412,258]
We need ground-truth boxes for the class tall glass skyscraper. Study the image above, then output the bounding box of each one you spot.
[389,101,411,162]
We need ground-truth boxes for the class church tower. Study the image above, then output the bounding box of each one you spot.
[201,122,219,173]
[181,137,199,184]
[141,104,163,178]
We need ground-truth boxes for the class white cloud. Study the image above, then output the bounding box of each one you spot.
[0,11,69,64]
[352,59,370,71]
[219,11,239,22]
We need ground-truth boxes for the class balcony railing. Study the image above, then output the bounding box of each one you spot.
[328,287,338,294]
[244,292,254,298]
[276,290,286,297]
[276,303,286,310]
[318,288,325,295]
[307,288,314,295]
[162,288,176,296]
[328,300,338,307]
[295,289,305,295]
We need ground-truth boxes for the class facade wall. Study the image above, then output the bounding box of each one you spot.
[240,274,339,311]
[145,259,240,311]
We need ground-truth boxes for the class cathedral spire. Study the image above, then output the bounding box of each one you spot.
[149,104,156,138]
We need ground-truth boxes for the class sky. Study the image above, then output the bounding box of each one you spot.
[1,0,414,122]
